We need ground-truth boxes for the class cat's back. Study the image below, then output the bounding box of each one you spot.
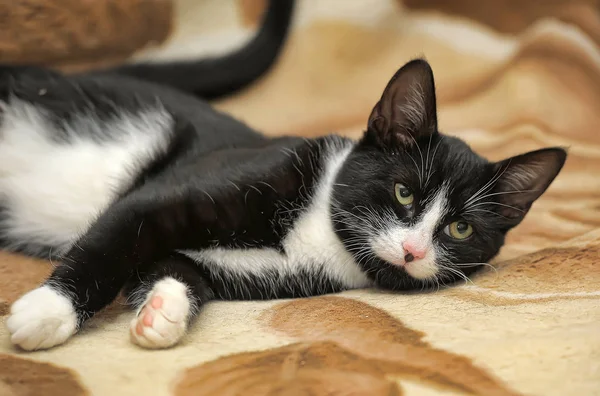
[1,66,265,150]
[73,72,267,151]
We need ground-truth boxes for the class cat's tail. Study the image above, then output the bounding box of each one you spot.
[95,0,295,100]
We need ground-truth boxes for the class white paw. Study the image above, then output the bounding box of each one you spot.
[6,285,78,351]
[129,277,191,349]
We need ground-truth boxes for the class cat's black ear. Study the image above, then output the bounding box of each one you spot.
[366,59,438,148]
[493,147,567,220]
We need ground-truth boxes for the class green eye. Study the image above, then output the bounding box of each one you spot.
[394,183,414,206]
[445,221,474,240]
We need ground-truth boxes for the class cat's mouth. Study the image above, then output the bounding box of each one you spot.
[383,255,409,268]
[371,247,440,281]
[396,258,439,280]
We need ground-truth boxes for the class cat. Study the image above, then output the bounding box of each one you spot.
[2,58,566,352]
[98,0,295,100]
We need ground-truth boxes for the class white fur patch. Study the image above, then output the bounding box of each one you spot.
[6,285,78,350]
[0,99,173,255]
[129,277,192,349]
[183,144,372,289]
[370,187,448,280]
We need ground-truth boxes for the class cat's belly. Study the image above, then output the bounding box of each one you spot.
[0,99,173,255]
[181,197,372,295]
[182,246,372,299]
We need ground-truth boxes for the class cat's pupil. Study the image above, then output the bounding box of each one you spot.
[399,188,411,198]
[456,221,468,233]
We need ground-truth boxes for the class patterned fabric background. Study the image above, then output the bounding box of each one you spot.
[1,0,599,395]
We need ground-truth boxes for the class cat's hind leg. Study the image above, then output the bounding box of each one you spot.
[0,65,176,259]
[125,254,213,349]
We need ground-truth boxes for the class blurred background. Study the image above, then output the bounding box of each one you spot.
[2,0,599,258]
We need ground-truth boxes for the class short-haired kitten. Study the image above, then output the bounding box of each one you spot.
[3,59,566,351]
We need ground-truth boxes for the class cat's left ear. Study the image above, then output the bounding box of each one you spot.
[492,147,567,221]
[366,58,438,148]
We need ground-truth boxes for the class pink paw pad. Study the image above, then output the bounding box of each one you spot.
[142,311,153,326]
[150,296,163,309]
[129,279,190,349]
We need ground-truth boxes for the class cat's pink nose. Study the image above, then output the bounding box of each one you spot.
[402,241,426,262]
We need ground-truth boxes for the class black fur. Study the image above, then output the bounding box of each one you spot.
[1,59,566,337]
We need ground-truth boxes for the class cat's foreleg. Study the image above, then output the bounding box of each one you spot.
[124,253,213,349]
[6,183,216,350]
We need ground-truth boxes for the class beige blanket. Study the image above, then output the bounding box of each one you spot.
[1,1,599,395]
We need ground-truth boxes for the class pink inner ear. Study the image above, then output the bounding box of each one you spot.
[366,58,438,147]
[493,147,567,219]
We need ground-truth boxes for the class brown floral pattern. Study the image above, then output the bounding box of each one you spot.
[0,354,88,396]
[174,297,521,395]
[0,0,173,70]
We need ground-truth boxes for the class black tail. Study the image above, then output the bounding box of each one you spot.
[98,0,295,100]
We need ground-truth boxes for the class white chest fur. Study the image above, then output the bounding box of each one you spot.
[182,146,372,289]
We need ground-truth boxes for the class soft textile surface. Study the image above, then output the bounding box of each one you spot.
[0,0,173,71]
[1,0,599,395]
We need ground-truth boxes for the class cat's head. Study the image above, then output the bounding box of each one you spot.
[332,59,566,291]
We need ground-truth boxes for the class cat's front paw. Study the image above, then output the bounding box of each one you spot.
[6,286,78,350]
[129,277,191,349]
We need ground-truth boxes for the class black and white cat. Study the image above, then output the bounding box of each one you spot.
[2,58,566,351]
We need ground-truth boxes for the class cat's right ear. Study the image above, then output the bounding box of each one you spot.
[492,147,567,222]
[364,59,438,149]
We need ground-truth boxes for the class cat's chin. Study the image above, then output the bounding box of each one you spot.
[363,259,432,292]
[373,253,440,282]
[373,275,430,292]
[402,260,439,281]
